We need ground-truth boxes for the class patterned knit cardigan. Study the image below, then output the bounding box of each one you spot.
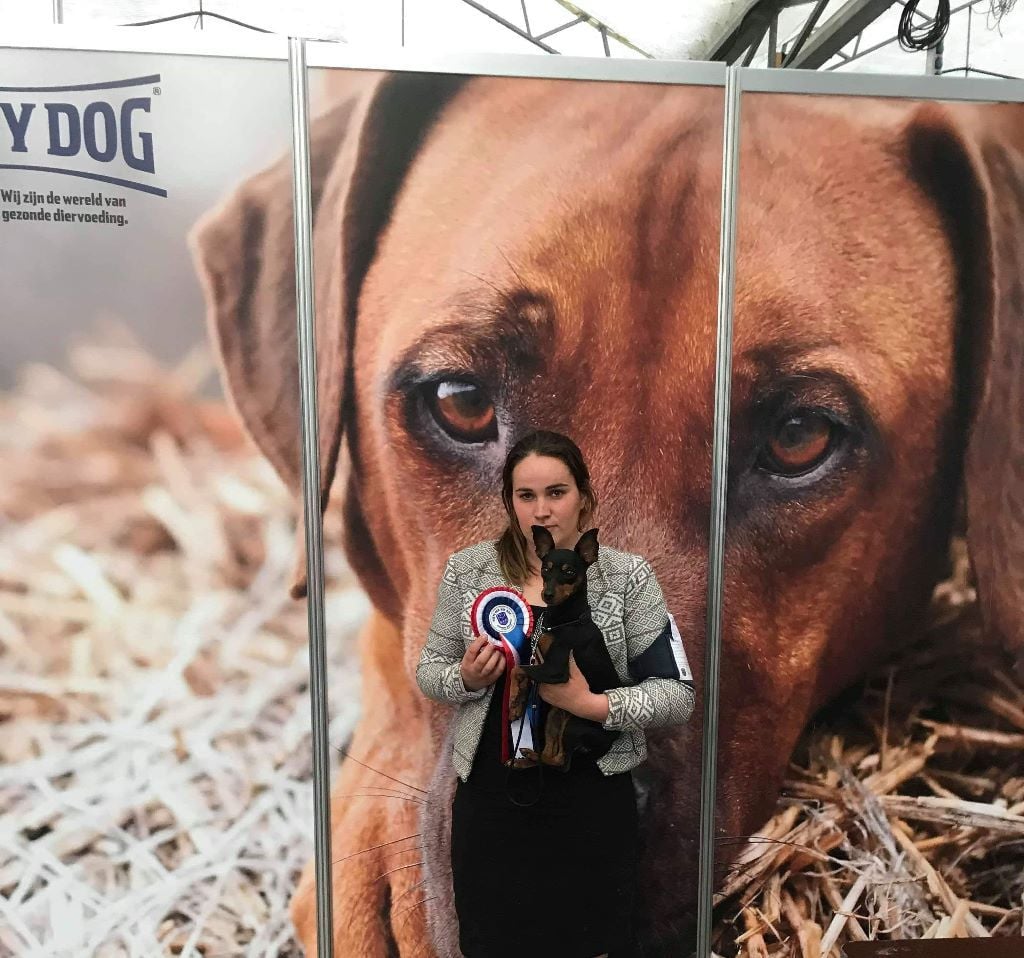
[416,539,696,780]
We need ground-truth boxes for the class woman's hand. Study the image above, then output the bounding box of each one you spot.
[459,634,506,691]
[536,652,609,722]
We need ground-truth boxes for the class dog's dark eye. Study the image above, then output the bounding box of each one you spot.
[759,411,837,476]
[424,380,498,444]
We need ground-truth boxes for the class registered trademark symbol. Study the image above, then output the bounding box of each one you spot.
[153,86,161,95]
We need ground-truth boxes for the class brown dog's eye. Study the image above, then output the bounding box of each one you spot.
[761,412,834,476]
[426,380,498,443]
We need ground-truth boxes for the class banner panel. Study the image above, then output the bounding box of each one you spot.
[240,63,723,957]
[719,90,1024,952]
[0,45,309,956]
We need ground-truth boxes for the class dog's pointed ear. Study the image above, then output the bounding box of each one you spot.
[576,528,600,566]
[191,73,466,600]
[532,525,555,560]
[905,103,1024,669]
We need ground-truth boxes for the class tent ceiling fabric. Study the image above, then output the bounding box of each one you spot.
[0,0,1018,76]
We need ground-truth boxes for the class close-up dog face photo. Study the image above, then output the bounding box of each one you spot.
[3,39,1023,958]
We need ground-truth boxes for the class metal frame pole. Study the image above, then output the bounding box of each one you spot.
[287,35,335,958]
[696,62,742,958]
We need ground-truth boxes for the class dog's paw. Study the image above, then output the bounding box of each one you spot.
[515,748,540,767]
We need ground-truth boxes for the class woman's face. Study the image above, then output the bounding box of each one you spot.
[510,453,586,557]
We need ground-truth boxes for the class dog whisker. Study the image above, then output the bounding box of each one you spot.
[459,268,522,315]
[389,896,438,958]
[375,860,425,883]
[713,858,774,875]
[714,836,819,852]
[335,746,430,794]
[495,246,528,291]
[333,789,428,806]
[391,875,430,909]
[382,844,427,863]
[331,833,421,868]
[392,893,434,927]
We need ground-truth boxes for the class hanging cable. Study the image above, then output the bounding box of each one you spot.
[988,0,1018,29]
[897,0,952,51]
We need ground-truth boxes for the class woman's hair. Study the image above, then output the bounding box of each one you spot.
[496,430,597,585]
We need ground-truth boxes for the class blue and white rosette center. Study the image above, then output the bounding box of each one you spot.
[471,588,533,665]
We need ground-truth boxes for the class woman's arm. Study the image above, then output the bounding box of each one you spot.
[601,557,696,733]
[415,556,488,705]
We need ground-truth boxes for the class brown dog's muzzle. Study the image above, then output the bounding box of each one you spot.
[420,728,463,958]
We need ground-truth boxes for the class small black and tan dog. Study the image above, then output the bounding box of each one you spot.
[514,525,620,770]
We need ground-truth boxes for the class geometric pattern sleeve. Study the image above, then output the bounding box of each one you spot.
[601,557,696,732]
[415,554,488,705]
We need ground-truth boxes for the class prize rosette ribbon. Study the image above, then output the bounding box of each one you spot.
[470,587,536,764]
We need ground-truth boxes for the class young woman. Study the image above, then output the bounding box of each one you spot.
[416,430,695,958]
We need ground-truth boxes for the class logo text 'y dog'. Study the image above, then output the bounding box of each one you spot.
[0,74,165,197]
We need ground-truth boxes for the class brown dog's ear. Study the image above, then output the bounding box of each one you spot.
[576,528,600,566]
[905,103,1024,666]
[532,525,555,560]
[189,93,366,502]
[191,73,466,599]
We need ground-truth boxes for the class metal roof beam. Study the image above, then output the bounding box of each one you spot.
[786,0,897,68]
[705,0,811,62]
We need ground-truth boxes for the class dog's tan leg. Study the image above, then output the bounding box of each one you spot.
[290,609,435,957]
[507,665,529,720]
[540,709,569,768]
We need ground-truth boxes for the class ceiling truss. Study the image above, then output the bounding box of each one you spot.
[68,0,1017,77]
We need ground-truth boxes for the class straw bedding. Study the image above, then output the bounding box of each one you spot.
[710,548,1024,953]
[1,334,1021,957]
[0,331,368,957]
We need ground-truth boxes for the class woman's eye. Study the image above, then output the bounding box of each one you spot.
[759,411,837,477]
[424,380,497,443]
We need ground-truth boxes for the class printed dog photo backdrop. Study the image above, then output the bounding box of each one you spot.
[0,44,336,956]
[717,92,1024,953]
[195,67,1024,956]
[192,66,723,957]
[6,41,1022,958]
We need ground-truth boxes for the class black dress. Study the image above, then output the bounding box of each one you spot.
[450,606,639,958]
